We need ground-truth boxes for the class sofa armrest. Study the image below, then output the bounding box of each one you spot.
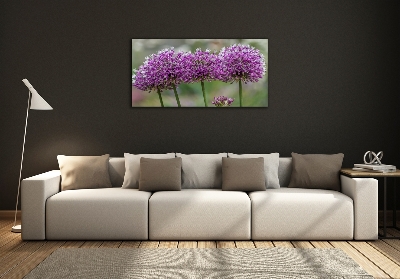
[21,170,61,240]
[340,175,378,240]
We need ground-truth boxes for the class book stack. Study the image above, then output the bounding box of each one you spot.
[353,164,397,173]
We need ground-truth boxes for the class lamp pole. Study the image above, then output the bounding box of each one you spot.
[12,90,32,233]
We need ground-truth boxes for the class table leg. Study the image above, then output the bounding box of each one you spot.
[384,177,387,237]
[394,178,397,228]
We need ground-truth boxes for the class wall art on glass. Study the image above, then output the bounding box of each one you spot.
[132,39,268,107]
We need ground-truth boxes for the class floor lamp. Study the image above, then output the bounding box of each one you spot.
[11,79,53,233]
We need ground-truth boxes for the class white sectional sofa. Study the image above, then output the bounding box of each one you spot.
[20,156,378,241]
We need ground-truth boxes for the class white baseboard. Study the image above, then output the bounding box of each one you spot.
[0,210,21,218]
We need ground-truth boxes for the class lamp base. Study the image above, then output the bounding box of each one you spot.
[12,225,21,233]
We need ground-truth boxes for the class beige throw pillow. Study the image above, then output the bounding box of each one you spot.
[57,154,113,191]
[222,157,266,191]
[139,157,182,192]
[228,153,280,189]
[122,153,175,188]
[288,153,344,191]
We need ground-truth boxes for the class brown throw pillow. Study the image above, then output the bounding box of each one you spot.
[222,157,266,191]
[57,154,113,191]
[139,157,182,192]
[288,153,344,191]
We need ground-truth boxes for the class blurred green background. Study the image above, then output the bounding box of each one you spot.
[132,39,268,107]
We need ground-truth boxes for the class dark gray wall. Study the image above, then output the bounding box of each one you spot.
[1,0,399,210]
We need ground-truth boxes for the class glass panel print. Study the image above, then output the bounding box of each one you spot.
[132,39,268,107]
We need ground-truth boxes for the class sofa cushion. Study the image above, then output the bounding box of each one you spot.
[149,189,251,240]
[228,153,280,189]
[288,153,344,191]
[222,157,265,191]
[46,188,151,240]
[57,154,112,191]
[176,153,227,189]
[278,157,292,187]
[108,157,125,187]
[249,188,353,240]
[122,153,175,189]
[139,157,182,192]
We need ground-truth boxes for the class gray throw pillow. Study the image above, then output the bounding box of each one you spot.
[222,157,266,191]
[288,153,344,191]
[139,157,182,192]
[57,154,113,191]
[176,153,227,189]
[228,153,280,189]
[122,153,175,188]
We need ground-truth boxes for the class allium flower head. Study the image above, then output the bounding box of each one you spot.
[212,96,235,107]
[189,48,220,82]
[132,47,193,92]
[217,44,266,83]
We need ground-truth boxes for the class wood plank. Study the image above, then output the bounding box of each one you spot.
[382,239,400,252]
[311,241,334,248]
[254,241,274,248]
[80,241,103,248]
[378,228,400,252]
[367,240,400,265]
[158,241,178,248]
[0,241,46,277]
[0,219,15,230]
[0,233,21,249]
[0,230,11,237]
[100,241,122,248]
[273,241,294,248]
[387,228,400,237]
[197,241,216,248]
[216,241,235,248]
[291,241,314,248]
[3,241,65,279]
[235,241,255,248]
[60,241,84,248]
[119,241,141,248]
[178,241,197,248]
[139,241,159,248]
[0,238,26,260]
[349,241,400,278]
[330,241,389,279]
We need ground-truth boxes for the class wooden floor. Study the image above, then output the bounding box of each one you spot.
[1,218,400,279]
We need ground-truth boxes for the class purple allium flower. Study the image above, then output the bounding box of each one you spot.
[132,47,193,93]
[189,48,220,82]
[212,96,235,107]
[132,47,194,107]
[217,44,266,84]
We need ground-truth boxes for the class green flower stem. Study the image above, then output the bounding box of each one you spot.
[157,88,164,107]
[239,79,243,107]
[201,81,207,107]
[172,84,181,107]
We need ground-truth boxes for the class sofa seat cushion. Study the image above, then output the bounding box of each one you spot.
[249,188,353,240]
[149,189,251,240]
[46,188,151,240]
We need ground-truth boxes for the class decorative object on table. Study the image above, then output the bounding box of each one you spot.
[11,79,53,233]
[364,150,383,164]
[353,151,396,173]
[131,39,268,107]
[24,248,373,279]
